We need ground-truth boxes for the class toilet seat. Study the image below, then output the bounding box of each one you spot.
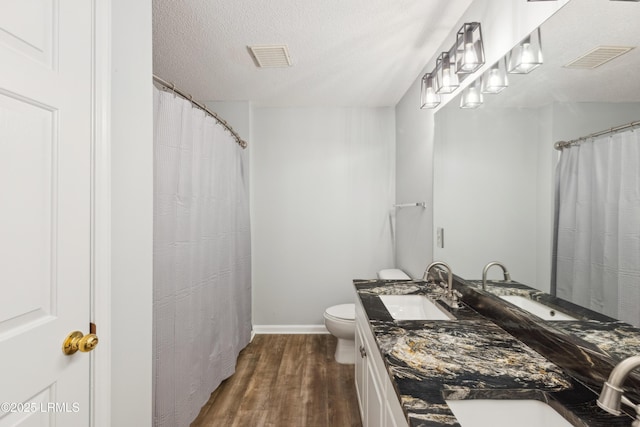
[325,304,355,321]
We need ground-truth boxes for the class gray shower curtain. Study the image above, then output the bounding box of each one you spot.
[152,87,252,426]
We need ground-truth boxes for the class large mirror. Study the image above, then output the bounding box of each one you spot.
[433,0,640,319]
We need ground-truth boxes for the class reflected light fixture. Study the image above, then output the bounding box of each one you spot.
[481,58,509,94]
[508,28,543,74]
[435,51,459,94]
[456,22,485,74]
[420,73,441,109]
[460,80,483,109]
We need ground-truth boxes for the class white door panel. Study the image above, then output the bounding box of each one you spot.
[0,1,93,425]
[0,0,55,69]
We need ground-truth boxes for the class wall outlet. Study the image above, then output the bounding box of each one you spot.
[437,227,444,248]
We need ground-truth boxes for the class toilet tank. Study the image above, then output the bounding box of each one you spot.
[377,269,411,280]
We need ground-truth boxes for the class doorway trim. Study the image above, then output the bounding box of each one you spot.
[91,1,112,425]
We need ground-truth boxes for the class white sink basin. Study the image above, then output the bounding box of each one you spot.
[379,295,453,320]
[500,295,577,321]
[446,399,573,427]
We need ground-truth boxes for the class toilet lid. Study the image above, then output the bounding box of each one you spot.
[326,304,355,320]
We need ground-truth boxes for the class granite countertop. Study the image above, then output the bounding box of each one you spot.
[459,279,640,406]
[354,279,637,427]
[466,279,640,363]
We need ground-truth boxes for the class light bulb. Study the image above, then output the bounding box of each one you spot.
[467,87,481,104]
[508,31,543,74]
[487,68,500,86]
[482,62,507,94]
[519,42,535,71]
[442,67,452,87]
[457,24,484,74]
[460,44,478,72]
[420,74,440,108]
[436,53,458,93]
[424,87,439,107]
[460,84,483,109]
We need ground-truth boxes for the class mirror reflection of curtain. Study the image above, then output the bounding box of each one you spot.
[553,128,640,327]
[152,87,252,426]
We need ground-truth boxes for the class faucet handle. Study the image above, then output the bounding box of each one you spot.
[450,290,463,307]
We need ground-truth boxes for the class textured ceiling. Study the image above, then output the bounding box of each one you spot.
[152,0,474,107]
[480,0,640,109]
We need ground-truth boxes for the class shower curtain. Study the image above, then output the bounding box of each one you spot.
[152,87,252,426]
[554,128,640,327]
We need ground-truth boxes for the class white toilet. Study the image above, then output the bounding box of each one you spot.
[324,269,411,364]
[324,304,356,364]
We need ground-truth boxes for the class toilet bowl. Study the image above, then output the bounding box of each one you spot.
[323,304,355,364]
[324,270,409,364]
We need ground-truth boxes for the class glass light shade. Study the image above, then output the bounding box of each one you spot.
[455,22,485,74]
[508,28,543,74]
[460,80,483,109]
[435,52,459,94]
[481,58,509,94]
[420,73,440,109]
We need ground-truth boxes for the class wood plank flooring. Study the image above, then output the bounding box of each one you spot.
[191,334,363,427]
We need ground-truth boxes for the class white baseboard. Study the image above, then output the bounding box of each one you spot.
[253,324,329,334]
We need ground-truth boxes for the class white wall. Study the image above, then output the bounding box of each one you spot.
[536,105,555,291]
[111,0,153,424]
[205,101,252,216]
[252,107,395,328]
[550,102,640,143]
[433,106,540,284]
[394,0,567,280]
[395,78,434,279]
[204,101,251,144]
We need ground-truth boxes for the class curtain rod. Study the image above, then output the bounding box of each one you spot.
[554,119,640,151]
[152,74,248,149]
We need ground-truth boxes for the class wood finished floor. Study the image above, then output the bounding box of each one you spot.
[191,334,362,427]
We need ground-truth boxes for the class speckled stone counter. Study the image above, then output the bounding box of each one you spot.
[354,279,637,427]
[458,279,640,411]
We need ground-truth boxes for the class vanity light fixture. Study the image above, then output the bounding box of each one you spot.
[481,58,509,94]
[459,80,483,109]
[420,73,441,109]
[508,28,543,74]
[435,51,459,94]
[455,22,485,74]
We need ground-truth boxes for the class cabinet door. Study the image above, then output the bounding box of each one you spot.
[385,398,400,427]
[365,356,385,427]
[355,324,366,418]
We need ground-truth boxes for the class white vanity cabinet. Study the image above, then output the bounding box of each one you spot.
[355,298,409,427]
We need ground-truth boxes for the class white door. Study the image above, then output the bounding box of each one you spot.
[0,1,94,425]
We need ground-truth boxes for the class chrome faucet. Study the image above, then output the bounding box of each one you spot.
[597,355,640,426]
[481,261,511,290]
[423,261,461,308]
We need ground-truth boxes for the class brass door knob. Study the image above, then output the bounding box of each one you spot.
[62,331,99,355]
[79,334,99,352]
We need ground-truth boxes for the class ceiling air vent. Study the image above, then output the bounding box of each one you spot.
[564,46,634,69]
[248,45,292,68]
